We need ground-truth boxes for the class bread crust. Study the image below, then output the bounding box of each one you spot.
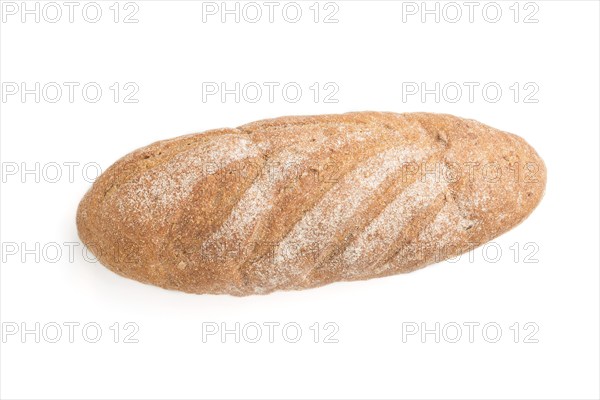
[76,112,546,295]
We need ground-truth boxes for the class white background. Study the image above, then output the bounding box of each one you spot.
[1,1,599,399]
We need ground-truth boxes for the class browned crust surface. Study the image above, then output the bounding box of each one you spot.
[76,112,546,296]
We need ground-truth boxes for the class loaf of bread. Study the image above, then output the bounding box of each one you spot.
[77,112,546,296]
